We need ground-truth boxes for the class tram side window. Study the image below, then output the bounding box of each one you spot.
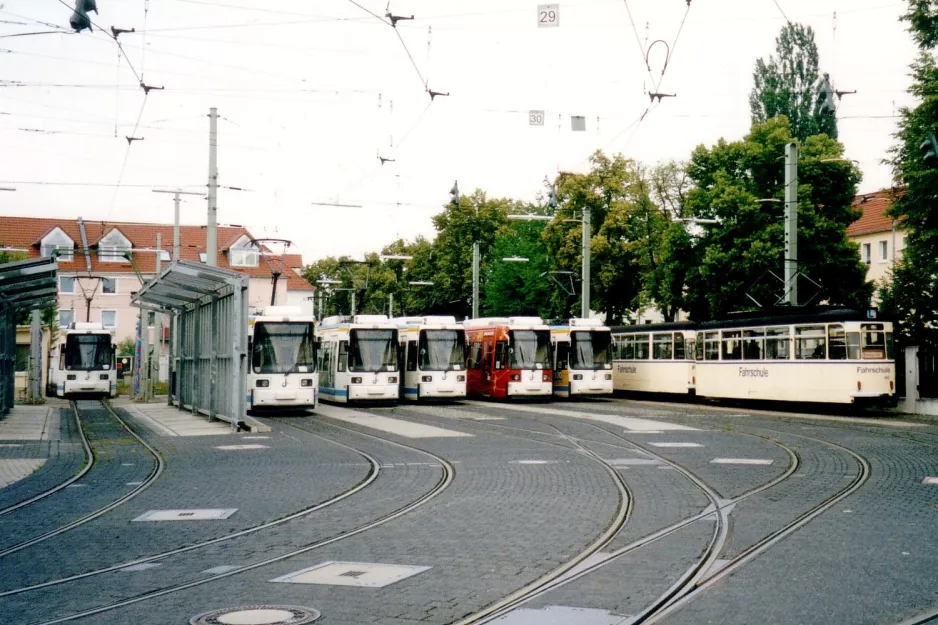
[620,337,634,360]
[704,332,720,361]
[795,326,826,360]
[494,341,507,370]
[886,331,895,360]
[742,329,764,360]
[828,325,847,360]
[555,341,569,371]
[861,324,886,360]
[406,340,418,371]
[846,332,860,359]
[634,335,650,360]
[721,331,742,360]
[695,333,704,361]
[675,334,686,360]
[468,341,483,370]
[764,327,790,360]
[337,340,348,372]
[653,334,673,360]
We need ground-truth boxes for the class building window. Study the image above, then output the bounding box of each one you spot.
[102,277,116,294]
[101,311,117,330]
[878,240,888,262]
[60,310,75,328]
[60,276,75,293]
[229,236,260,267]
[861,243,871,265]
[97,229,132,263]
[40,227,75,262]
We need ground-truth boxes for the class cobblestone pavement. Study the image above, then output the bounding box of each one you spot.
[0,397,936,625]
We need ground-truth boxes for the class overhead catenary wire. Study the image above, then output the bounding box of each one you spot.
[53,0,143,85]
[772,0,793,26]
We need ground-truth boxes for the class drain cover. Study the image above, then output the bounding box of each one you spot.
[190,605,320,625]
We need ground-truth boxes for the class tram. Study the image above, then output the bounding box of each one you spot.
[694,307,895,405]
[394,316,467,401]
[549,318,614,397]
[610,322,698,395]
[316,314,400,403]
[247,306,317,411]
[464,317,553,399]
[52,322,117,398]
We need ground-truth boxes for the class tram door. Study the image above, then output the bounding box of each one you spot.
[554,341,569,385]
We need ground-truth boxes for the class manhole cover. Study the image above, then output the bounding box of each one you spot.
[190,605,320,625]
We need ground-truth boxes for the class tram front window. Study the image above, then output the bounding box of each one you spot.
[419,330,465,372]
[252,322,315,374]
[65,334,112,371]
[509,330,551,370]
[571,331,612,370]
[350,329,399,372]
[860,324,887,360]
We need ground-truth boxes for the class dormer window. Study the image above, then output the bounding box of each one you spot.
[229,235,259,268]
[98,229,132,263]
[40,227,75,262]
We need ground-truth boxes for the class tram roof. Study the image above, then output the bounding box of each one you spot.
[609,321,698,334]
[697,306,883,330]
[0,256,58,313]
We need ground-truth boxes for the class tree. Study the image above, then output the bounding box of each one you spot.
[684,116,871,319]
[750,23,838,142]
[483,217,556,317]
[116,337,136,358]
[882,1,938,344]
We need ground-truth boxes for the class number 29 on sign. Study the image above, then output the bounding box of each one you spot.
[537,4,559,27]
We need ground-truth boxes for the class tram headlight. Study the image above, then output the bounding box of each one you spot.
[456,375,465,382]
[604,373,612,380]
[351,377,362,384]
[511,374,520,381]
[67,374,76,381]
[99,374,109,380]
[573,374,583,381]
[300,379,313,387]
[542,373,550,382]
[388,376,398,383]
[421,375,432,383]
[256,379,269,388]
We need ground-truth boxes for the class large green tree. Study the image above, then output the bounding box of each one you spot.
[483,213,558,317]
[684,116,871,319]
[750,23,838,142]
[882,0,938,344]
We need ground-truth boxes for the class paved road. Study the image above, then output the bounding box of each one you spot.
[0,397,936,625]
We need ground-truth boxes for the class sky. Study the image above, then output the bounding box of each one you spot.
[0,0,921,265]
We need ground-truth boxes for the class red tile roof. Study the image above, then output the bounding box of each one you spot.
[847,189,902,237]
[0,216,313,291]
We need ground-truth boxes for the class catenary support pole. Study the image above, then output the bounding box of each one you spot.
[472,241,480,319]
[28,310,41,402]
[206,107,218,267]
[784,142,798,306]
[173,193,181,261]
[581,204,591,318]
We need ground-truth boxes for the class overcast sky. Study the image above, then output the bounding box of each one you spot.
[0,0,920,264]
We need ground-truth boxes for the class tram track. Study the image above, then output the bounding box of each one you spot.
[0,400,163,559]
[22,415,456,625]
[0,401,94,518]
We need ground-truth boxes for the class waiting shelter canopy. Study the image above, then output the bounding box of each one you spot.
[132,260,254,431]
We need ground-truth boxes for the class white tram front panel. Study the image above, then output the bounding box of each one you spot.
[316,315,400,403]
[53,323,117,398]
[248,308,318,410]
[550,319,614,397]
[395,316,467,401]
[694,318,895,404]
[610,327,696,395]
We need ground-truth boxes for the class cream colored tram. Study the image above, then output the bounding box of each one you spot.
[610,322,697,395]
[694,308,895,404]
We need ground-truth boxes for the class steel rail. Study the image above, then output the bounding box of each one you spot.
[0,401,94,517]
[28,416,456,625]
[0,400,163,558]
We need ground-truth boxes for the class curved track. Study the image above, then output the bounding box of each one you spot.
[26,417,457,625]
[0,400,163,559]
[0,401,94,518]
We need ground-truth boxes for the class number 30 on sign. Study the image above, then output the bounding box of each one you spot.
[529,110,545,126]
[537,4,559,27]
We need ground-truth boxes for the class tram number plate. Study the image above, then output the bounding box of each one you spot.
[537,4,559,27]
[529,110,545,125]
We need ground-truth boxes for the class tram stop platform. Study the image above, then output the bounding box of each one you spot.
[0,401,69,491]
[112,397,271,435]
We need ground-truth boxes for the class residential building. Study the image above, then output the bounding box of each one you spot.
[846,190,906,291]
[0,217,314,347]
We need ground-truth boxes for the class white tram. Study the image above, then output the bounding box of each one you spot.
[549,318,614,397]
[610,322,697,395]
[316,314,400,403]
[247,306,317,411]
[694,308,896,405]
[394,316,467,401]
[52,322,117,398]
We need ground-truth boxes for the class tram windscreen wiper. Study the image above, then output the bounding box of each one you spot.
[251,322,315,374]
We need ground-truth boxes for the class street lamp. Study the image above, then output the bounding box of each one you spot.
[380,255,413,261]
[501,257,529,262]
[408,281,434,286]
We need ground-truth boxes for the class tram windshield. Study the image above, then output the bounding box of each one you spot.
[349,329,399,372]
[571,331,612,370]
[508,330,551,370]
[64,334,112,371]
[419,330,465,372]
[252,322,315,374]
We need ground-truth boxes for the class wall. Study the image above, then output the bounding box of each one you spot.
[285,290,315,317]
[851,229,905,287]
[14,325,51,400]
[246,277,289,314]
[57,273,147,344]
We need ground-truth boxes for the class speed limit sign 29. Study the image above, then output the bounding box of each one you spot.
[537,4,559,27]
